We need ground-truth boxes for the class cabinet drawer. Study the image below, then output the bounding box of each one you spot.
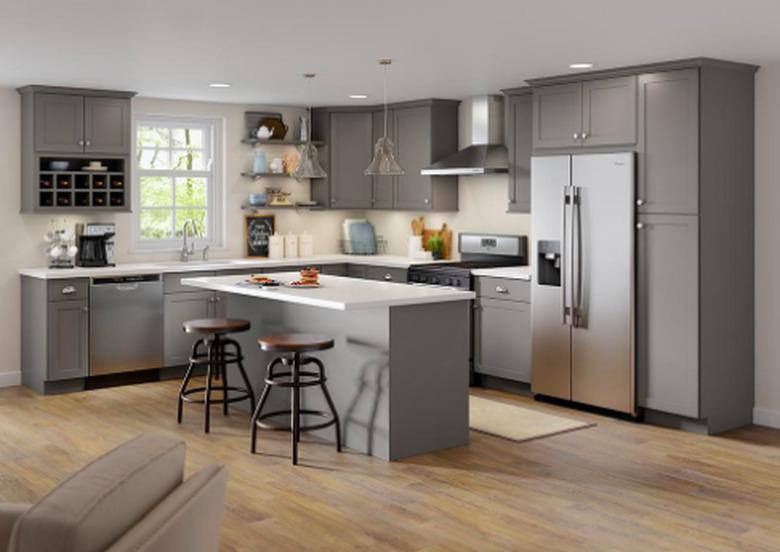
[163,271,215,294]
[364,266,408,283]
[476,277,530,302]
[321,263,348,276]
[47,279,88,302]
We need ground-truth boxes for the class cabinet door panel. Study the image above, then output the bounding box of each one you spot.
[330,111,373,209]
[84,97,131,154]
[35,93,84,152]
[533,83,582,149]
[164,292,213,366]
[582,76,637,147]
[475,297,531,382]
[506,93,533,212]
[394,106,432,209]
[637,70,699,214]
[47,300,88,380]
[636,214,699,418]
[371,110,395,209]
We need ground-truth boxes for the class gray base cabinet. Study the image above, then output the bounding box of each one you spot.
[47,299,89,381]
[474,277,531,383]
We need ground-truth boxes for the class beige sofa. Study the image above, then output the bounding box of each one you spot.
[0,434,227,552]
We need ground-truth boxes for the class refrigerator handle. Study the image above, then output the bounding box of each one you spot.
[572,187,583,328]
[561,186,572,325]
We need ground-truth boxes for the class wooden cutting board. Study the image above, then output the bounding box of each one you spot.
[422,224,453,260]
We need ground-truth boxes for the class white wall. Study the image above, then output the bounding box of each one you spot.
[754,63,780,427]
[0,89,354,385]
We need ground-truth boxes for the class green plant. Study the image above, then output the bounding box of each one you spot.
[427,234,444,257]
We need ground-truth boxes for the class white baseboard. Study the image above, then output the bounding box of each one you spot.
[0,371,21,388]
[753,406,780,429]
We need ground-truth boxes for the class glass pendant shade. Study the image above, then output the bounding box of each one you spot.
[365,59,405,176]
[365,136,404,176]
[292,73,327,180]
[292,142,327,179]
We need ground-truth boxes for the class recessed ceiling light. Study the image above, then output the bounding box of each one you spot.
[209,82,231,88]
[569,63,593,69]
[349,94,369,100]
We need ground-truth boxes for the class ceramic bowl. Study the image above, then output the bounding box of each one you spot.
[49,161,69,171]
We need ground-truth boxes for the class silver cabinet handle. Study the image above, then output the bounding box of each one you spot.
[636,223,645,230]
[61,285,77,295]
[424,198,430,204]
[495,285,509,294]
[636,199,645,206]
[85,140,91,147]
[573,132,579,140]
[83,306,89,312]
[581,132,589,140]
[78,140,84,147]
[384,273,393,281]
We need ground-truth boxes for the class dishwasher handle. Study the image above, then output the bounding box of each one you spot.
[92,274,161,286]
[116,283,140,292]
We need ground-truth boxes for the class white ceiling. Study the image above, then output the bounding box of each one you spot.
[1,0,778,105]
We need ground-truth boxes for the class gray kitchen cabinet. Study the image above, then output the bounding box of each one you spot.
[321,263,348,276]
[163,291,215,367]
[346,264,367,279]
[329,111,374,209]
[474,277,531,383]
[581,76,637,147]
[364,266,407,283]
[637,69,699,215]
[371,109,395,209]
[531,76,636,150]
[394,105,432,209]
[503,88,533,213]
[47,299,89,381]
[84,96,132,154]
[34,93,85,152]
[636,214,699,418]
[532,83,582,149]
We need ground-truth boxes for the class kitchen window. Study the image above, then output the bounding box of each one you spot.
[132,115,224,250]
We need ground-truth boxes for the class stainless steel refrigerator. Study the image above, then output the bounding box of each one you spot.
[530,153,635,414]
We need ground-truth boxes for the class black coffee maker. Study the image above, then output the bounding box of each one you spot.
[75,223,115,267]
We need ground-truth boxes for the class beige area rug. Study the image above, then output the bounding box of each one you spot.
[469,395,596,443]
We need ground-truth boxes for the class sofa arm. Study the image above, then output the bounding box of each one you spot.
[0,504,31,552]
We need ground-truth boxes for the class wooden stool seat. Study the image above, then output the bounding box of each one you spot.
[257,333,334,353]
[183,318,250,335]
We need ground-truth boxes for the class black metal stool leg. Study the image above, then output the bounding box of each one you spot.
[218,337,230,416]
[291,353,301,465]
[204,336,216,433]
[250,356,282,454]
[235,358,256,413]
[178,339,203,424]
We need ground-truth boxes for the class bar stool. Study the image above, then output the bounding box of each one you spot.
[250,333,341,465]
[178,318,256,433]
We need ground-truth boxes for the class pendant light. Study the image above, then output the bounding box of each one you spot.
[292,73,327,180]
[365,59,405,176]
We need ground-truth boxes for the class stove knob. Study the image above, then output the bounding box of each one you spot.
[444,278,453,286]
[430,277,439,285]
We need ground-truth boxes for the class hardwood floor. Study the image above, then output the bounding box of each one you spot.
[1,380,779,551]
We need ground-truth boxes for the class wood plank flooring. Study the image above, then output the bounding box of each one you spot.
[1,380,779,551]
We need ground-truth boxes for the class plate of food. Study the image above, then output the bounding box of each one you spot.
[285,267,321,288]
[245,274,281,287]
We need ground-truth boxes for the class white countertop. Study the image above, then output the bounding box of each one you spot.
[19,254,450,280]
[182,273,475,311]
[470,266,532,281]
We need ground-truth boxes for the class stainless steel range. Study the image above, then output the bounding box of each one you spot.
[407,233,528,290]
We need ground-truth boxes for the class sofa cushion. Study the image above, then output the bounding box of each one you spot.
[0,504,30,552]
[106,464,227,552]
[8,434,185,552]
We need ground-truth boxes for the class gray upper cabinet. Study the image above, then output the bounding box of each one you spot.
[371,110,395,209]
[637,69,699,215]
[532,76,637,150]
[581,76,637,147]
[329,111,374,209]
[84,96,132,154]
[533,83,582,149]
[34,93,85,152]
[504,89,533,213]
[47,299,89,381]
[394,105,432,209]
[636,214,699,418]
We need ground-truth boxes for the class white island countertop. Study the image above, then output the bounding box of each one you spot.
[19,254,451,280]
[182,273,475,311]
[471,266,532,281]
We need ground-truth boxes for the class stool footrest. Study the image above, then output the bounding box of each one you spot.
[180,386,253,405]
[265,370,325,388]
[254,409,338,432]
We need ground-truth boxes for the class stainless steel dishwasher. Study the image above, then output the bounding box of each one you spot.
[90,274,164,375]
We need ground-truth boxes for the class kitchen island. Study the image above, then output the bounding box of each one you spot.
[182,273,474,461]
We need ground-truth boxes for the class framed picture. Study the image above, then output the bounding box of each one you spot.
[244,214,275,257]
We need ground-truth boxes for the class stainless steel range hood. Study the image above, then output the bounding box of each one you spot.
[421,95,507,176]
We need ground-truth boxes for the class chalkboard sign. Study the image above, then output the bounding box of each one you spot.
[244,214,275,257]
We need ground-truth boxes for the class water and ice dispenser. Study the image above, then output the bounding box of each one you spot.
[537,240,561,286]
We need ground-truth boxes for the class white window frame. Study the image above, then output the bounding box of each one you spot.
[131,114,225,251]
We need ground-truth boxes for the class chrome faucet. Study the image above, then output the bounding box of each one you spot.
[181,219,198,262]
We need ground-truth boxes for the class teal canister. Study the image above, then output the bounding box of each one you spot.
[253,150,267,174]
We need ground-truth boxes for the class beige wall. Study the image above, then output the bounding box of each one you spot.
[754,63,780,426]
[0,89,353,385]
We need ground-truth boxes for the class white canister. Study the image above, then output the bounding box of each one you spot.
[298,232,313,257]
[268,233,284,259]
[284,233,299,258]
[407,235,423,258]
